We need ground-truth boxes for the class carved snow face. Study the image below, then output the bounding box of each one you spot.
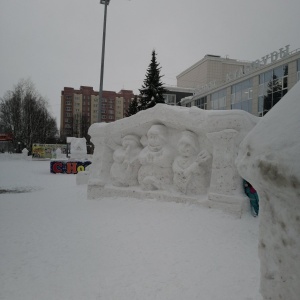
[122,135,140,149]
[122,138,137,149]
[178,137,196,157]
[146,125,167,150]
[147,127,165,151]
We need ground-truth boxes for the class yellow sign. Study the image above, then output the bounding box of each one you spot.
[32,144,67,159]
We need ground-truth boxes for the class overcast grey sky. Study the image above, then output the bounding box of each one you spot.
[1,0,300,125]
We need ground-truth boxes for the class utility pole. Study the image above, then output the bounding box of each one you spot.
[98,0,111,122]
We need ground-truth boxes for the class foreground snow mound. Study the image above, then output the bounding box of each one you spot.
[237,81,300,300]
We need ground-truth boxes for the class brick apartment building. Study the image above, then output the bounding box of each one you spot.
[60,86,135,138]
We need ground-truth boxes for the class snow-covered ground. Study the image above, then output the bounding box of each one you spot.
[0,154,261,300]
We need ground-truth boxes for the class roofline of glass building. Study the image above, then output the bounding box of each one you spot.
[180,45,300,116]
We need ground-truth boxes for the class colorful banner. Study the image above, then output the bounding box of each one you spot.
[50,160,91,174]
[32,144,67,159]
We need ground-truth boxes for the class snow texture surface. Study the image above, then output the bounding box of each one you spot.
[237,81,300,300]
[0,154,261,300]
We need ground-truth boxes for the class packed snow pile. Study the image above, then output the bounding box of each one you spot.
[88,105,258,215]
[236,81,300,300]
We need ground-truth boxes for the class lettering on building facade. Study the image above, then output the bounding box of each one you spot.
[195,45,290,96]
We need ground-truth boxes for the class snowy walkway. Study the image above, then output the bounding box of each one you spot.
[0,154,261,300]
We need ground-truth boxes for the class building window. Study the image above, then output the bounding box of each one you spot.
[231,79,253,113]
[194,96,207,109]
[66,100,71,105]
[102,114,106,119]
[108,116,114,119]
[211,88,227,110]
[258,64,288,116]
[163,94,176,105]
[66,113,71,117]
[66,107,72,111]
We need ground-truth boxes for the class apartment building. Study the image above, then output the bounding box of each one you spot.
[60,86,135,138]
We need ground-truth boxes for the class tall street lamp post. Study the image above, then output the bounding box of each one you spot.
[98,0,111,123]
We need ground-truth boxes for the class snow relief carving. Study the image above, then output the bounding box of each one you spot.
[110,134,142,187]
[173,131,211,195]
[138,125,174,190]
[87,104,259,215]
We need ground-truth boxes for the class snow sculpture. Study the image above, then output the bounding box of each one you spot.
[55,147,63,159]
[236,81,300,300]
[111,134,142,187]
[88,104,258,214]
[173,130,211,195]
[22,148,28,157]
[138,125,174,190]
[76,164,91,185]
[70,137,87,159]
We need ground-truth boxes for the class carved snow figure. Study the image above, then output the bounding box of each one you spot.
[173,131,211,195]
[70,137,87,159]
[110,135,142,187]
[138,124,174,190]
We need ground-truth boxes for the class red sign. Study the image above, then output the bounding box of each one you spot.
[0,133,13,141]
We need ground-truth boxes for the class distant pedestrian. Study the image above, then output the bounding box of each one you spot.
[243,180,259,217]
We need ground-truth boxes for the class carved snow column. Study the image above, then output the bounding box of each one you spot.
[88,124,113,198]
[207,129,245,213]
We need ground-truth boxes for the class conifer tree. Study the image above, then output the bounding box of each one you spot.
[139,50,166,110]
[126,95,139,117]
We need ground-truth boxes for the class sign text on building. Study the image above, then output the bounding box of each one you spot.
[195,45,290,95]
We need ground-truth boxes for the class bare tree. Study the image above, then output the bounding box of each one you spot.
[0,79,58,151]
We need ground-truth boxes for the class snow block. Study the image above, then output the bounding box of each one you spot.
[88,104,258,215]
[236,81,300,300]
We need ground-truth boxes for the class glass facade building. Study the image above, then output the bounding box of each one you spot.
[211,89,227,110]
[180,47,300,117]
[258,65,288,116]
[231,79,253,113]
